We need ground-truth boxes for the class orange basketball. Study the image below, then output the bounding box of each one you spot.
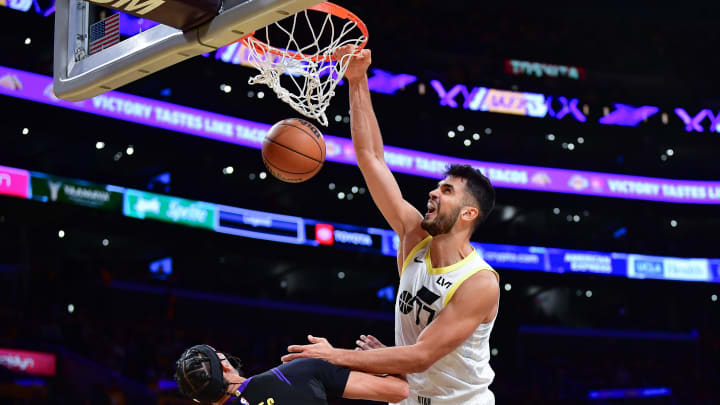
[262,118,326,183]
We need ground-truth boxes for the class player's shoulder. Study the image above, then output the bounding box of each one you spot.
[448,269,500,322]
[454,268,500,299]
[470,267,500,287]
[279,359,350,398]
[467,255,500,284]
[277,358,329,372]
[278,358,349,378]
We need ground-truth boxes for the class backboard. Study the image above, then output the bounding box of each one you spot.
[53,0,325,101]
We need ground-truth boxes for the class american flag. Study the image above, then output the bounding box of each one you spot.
[89,13,120,55]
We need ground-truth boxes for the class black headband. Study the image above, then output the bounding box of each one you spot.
[180,344,227,403]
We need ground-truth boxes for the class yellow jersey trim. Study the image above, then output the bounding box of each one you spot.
[400,235,433,275]
[425,246,479,275]
[443,267,500,306]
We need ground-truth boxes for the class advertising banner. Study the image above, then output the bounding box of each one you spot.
[31,174,123,212]
[0,348,56,376]
[2,65,720,204]
[476,243,547,272]
[627,254,711,282]
[3,161,720,284]
[215,205,306,245]
[0,165,29,198]
[0,0,33,12]
[505,59,586,80]
[124,189,216,230]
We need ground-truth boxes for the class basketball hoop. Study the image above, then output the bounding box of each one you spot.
[240,2,368,126]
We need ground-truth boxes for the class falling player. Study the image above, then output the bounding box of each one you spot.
[175,344,408,404]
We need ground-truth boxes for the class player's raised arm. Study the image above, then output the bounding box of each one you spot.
[335,45,423,238]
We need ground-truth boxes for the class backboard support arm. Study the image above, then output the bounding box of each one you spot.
[53,0,324,101]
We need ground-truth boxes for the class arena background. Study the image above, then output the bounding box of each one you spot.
[1,1,719,404]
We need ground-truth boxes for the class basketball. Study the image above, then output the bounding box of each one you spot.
[262,118,326,183]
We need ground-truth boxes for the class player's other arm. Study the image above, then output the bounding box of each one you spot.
[308,356,408,403]
[336,45,423,238]
[283,271,500,374]
[343,372,408,403]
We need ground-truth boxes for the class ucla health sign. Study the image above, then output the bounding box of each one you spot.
[627,255,711,282]
[124,189,216,230]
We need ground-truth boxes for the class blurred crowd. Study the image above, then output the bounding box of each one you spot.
[2,262,718,405]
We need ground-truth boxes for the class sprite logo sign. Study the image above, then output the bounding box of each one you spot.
[124,189,216,230]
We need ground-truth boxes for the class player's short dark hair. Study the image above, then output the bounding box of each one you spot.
[174,345,243,404]
[445,164,495,228]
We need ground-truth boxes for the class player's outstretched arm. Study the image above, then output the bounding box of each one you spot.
[343,372,408,403]
[335,45,423,238]
[282,271,500,375]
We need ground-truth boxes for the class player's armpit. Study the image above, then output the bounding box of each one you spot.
[343,371,409,403]
[413,270,499,371]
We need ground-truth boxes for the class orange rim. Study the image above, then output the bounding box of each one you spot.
[239,1,368,63]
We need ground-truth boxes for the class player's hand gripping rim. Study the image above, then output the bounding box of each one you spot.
[333,44,371,83]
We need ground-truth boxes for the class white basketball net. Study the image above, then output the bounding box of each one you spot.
[242,5,367,126]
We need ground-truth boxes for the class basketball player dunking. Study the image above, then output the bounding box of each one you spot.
[282,46,501,405]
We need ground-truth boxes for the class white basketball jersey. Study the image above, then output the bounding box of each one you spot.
[392,236,498,405]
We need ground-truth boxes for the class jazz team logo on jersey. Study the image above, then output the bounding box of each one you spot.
[398,287,440,326]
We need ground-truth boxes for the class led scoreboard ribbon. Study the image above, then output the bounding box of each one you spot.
[3,66,720,204]
[2,164,719,284]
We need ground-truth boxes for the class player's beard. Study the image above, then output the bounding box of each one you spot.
[421,203,461,236]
